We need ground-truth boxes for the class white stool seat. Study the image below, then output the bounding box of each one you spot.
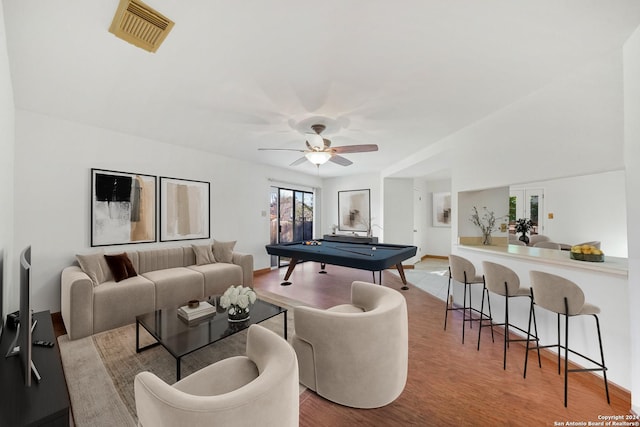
[524,270,609,407]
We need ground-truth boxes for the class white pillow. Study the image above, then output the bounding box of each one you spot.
[192,244,216,265]
[213,240,236,263]
[76,251,113,286]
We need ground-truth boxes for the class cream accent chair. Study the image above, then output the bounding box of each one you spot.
[527,234,550,247]
[292,281,408,409]
[533,241,561,250]
[134,325,299,427]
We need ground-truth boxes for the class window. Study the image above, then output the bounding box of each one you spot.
[270,187,314,267]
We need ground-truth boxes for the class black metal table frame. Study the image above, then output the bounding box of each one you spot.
[135,304,287,381]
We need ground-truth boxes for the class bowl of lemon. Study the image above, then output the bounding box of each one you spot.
[570,244,604,262]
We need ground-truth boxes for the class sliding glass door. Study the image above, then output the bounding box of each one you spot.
[270,187,314,267]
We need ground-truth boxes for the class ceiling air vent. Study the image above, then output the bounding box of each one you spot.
[109,0,175,53]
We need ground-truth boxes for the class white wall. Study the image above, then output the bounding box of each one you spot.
[0,5,16,315]
[383,178,415,252]
[13,110,321,313]
[623,24,640,415]
[321,173,382,239]
[417,178,452,257]
[451,50,625,192]
[513,171,628,257]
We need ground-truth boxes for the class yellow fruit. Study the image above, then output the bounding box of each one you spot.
[592,249,602,255]
[571,246,581,253]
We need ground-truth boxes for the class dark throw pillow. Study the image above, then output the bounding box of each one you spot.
[104,253,138,283]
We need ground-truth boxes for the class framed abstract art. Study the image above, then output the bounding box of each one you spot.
[91,169,157,246]
[338,189,370,232]
[160,176,210,241]
[432,191,452,227]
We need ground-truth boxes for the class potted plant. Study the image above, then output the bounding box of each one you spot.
[515,218,534,244]
[469,206,497,245]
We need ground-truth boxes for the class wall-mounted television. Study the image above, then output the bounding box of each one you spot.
[5,246,39,385]
[0,249,4,342]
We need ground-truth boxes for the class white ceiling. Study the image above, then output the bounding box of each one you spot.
[4,1,640,178]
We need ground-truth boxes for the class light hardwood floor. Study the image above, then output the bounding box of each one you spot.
[254,261,632,426]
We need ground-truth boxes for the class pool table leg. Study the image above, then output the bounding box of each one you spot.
[281,258,299,286]
[396,263,409,290]
[319,263,327,274]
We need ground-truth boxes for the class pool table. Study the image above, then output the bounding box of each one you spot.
[265,240,417,289]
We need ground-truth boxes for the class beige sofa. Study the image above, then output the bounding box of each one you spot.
[61,245,253,340]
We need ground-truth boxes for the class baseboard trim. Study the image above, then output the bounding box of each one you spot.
[253,267,272,277]
[421,254,448,261]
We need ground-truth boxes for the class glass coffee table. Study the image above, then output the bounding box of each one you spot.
[136,299,287,381]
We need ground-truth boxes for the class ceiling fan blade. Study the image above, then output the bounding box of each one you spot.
[323,138,331,149]
[290,157,308,166]
[329,155,353,166]
[258,148,306,152]
[331,144,378,154]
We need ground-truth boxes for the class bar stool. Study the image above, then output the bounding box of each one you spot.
[444,255,493,344]
[479,261,541,369]
[524,270,609,407]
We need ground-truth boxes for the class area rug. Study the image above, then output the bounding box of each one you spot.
[390,268,450,301]
[58,296,299,427]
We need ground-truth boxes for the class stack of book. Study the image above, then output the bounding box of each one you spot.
[177,301,215,322]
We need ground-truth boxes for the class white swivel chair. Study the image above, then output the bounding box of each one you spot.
[445,255,493,345]
[524,271,609,407]
[292,281,407,409]
[134,325,299,427]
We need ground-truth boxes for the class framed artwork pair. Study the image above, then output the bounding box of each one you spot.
[90,169,210,246]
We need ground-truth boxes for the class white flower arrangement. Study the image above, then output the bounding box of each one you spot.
[220,285,257,316]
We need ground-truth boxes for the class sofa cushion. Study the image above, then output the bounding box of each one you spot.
[143,267,204,309]
[192,244,216,265]
[188,263,243,297]
[76,251,113,286]
[93,275,156,334]
[213,240,236,263]
[104,253,138,282]
[138,248,187,274]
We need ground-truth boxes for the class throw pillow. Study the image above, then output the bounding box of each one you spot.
[192,244,216,265]
[76,251,113,286]
[104,253,138,283]
[213,239,236,263]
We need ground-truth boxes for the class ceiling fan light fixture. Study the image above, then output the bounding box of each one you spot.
[305,151,332,165]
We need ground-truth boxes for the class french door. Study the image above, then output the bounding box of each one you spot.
[270,187,314,267]
[509,188,544,234]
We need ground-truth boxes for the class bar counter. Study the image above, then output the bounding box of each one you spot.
[458,243,628,276]
[452,243,630,391]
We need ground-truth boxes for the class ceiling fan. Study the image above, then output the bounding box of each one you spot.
[258,124,378,167]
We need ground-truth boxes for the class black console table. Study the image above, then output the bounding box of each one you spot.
[0,311,70,426]
[323,234,379,244]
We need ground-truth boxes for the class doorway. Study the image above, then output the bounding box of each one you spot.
[270,187,314,267]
